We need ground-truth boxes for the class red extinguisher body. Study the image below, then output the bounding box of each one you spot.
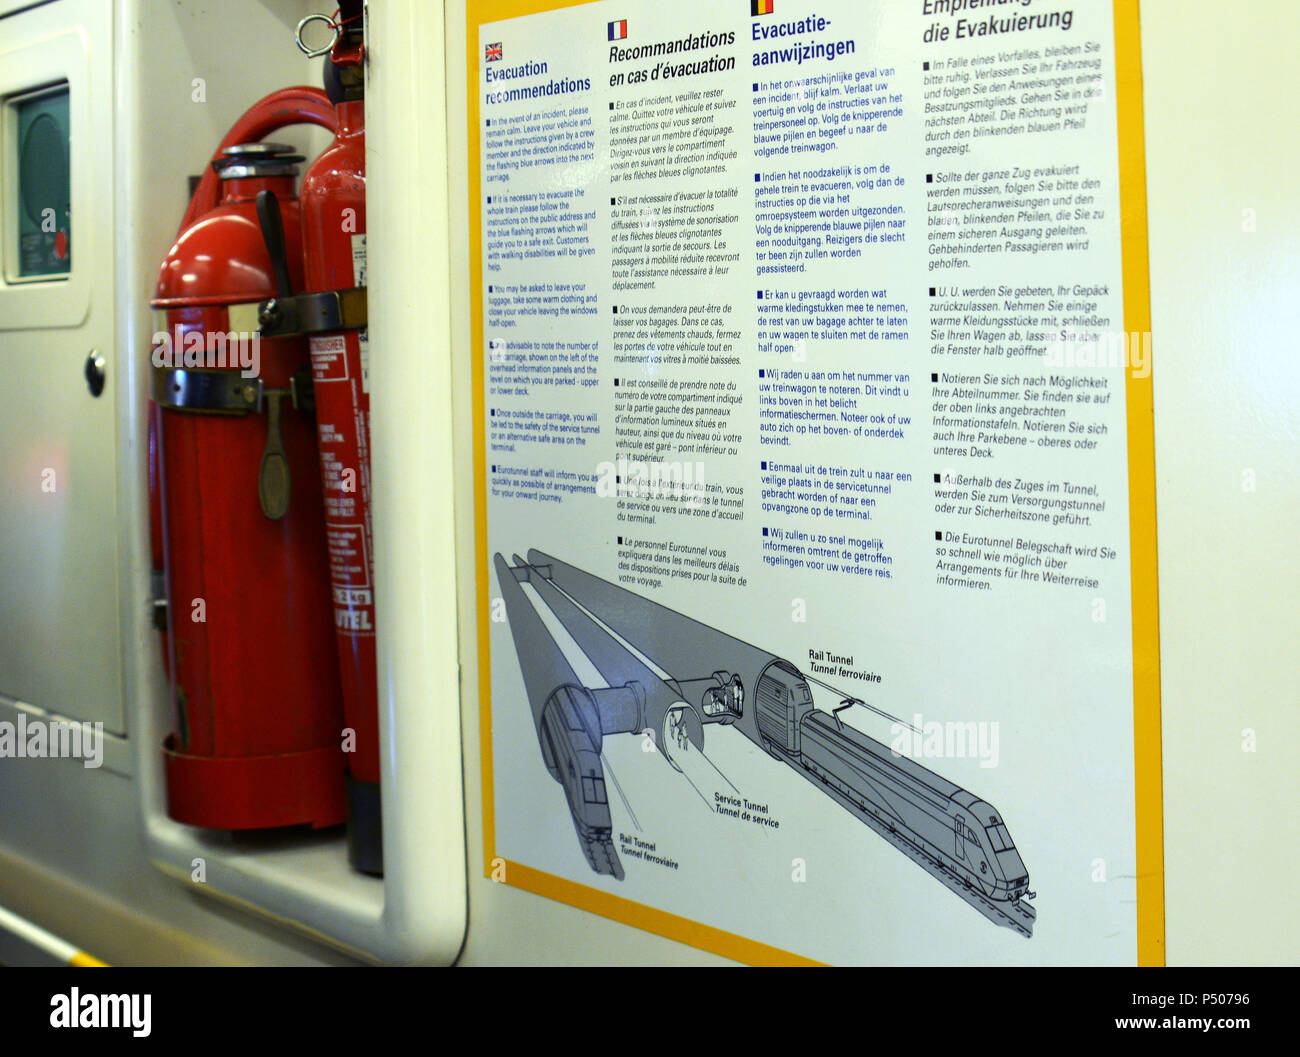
[152,145,346,830]
[147,88,338,677]
[300,93,381,872]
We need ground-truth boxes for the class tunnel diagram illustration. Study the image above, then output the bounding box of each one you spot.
[493,549,1037,938]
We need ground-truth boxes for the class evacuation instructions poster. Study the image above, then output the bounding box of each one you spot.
[466,0,1163,965]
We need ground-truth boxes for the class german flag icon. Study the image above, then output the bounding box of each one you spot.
[752,0,774,15]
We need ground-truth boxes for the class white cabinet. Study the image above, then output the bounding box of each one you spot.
[0,0,123,732]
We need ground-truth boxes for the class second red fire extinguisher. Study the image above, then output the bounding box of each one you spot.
[259,22,380,874]
[306,27,380,876]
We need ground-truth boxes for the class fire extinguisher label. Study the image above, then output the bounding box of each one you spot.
[309,335,349,381]
[325,525,370,585]
[352,233,367,288]
[359,327,369,394]
[326,523,375,636]
[311,327,375,639]
[333,587,373,606]
[337,609,373,632]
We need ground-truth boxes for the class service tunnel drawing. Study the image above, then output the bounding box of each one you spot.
[494,549,1037,937]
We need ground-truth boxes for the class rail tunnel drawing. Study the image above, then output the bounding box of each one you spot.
[493,549,1037,938]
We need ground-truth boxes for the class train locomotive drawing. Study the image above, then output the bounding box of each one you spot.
[494,549,1037,937]
[755,661,1032,912]
[537,684,625,878]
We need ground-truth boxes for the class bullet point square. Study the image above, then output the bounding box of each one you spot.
[931,373,938,382]
[763,528,769,537]
[618,536,623,544]
[935,531,942,541]
[754,173,760,182]
[926,173,933,183]
[609,102,614,110]
[929,287,936,296]
[933,473,941,483]
[923,62,930,71]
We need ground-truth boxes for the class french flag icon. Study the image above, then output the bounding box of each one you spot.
[608,19,627,40]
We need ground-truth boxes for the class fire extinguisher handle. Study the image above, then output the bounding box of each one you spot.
[256,190,294,298]
[258,392,292,521]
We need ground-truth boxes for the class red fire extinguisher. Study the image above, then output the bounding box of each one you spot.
[304,26,381,875]
[150,89,347,831]
[257,24,380,873]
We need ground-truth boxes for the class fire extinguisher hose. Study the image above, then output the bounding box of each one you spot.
[177,87,338,235]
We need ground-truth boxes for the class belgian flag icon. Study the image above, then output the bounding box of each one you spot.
[751,0,774,14]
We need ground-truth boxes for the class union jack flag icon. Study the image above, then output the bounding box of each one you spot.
[485,41,503,61]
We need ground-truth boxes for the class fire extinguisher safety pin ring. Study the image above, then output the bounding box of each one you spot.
[296,13,341,58]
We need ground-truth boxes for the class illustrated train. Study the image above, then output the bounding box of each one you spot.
[537,684,624,879]
[496,550,1036,936]
[753,659,1031,905]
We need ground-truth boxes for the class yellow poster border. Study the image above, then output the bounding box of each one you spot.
[1111,0,1164,968]
[467,0,1164,966]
